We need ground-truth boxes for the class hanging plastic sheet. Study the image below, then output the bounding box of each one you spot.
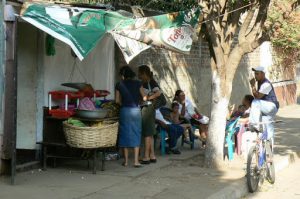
[20,2,203,62]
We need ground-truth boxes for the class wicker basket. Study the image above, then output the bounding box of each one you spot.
[63,121,118,148]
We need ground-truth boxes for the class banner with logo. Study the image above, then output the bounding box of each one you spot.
[20,2,202,62]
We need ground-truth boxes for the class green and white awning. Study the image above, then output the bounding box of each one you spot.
[21,2,202,63]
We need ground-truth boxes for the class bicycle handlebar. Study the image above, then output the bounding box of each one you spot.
[250,120,284,125]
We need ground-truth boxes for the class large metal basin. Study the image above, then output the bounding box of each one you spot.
[75,109,108,119]
[61,82,89,90]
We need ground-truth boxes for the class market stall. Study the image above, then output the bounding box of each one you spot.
[40,83,120,174]
[3,1,203,184]
[14,17,119,178]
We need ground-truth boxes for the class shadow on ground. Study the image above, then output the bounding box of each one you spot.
[0,141,245,199]
[274,115,300,158]
[1,108,299,199]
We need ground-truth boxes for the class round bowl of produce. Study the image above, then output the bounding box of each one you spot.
[75,109,108,119]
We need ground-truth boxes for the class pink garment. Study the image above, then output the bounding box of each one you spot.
[78,97,96,110]
[235,124,246,155]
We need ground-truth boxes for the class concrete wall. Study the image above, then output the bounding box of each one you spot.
[41,34,116,105]
[296,63,300,104]
[16,22,38,149]
[274,81,297,106]
[15,24,116,149]
[261,42,298,106]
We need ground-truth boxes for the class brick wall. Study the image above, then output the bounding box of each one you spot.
[116,38,261,115]
[266,43,298,106]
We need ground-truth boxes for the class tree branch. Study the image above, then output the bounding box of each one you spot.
[246,0,270,42]
[224,1,247,55]
[203,1,226,70]
[238,8,256,43]
[246,32,269,53]
[292,0,300,10]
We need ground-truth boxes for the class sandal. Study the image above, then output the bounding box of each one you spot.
[134,164,143,168]
[121,162,128,167]
[140,160,150,164]
[170,149,181,155]
[150,159,157,163]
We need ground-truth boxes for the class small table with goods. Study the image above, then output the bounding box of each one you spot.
[38,89,120,174]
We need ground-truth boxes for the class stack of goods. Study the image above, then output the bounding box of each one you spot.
[67,118,87,127]
[100,101,120,117]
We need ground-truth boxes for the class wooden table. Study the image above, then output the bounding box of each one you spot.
[38,107,119,174]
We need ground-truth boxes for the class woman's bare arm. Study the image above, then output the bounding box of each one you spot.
[180,102,186,117]
[115,90,121,105]
[148,90,161,100]
[140,86,147,101]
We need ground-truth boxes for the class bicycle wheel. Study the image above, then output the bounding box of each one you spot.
[265,142,275,184]
[247,146,260,193]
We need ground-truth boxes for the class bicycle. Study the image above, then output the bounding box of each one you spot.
[246,120,282,193]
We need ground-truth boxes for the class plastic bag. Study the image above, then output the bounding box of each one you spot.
[78,97,96,110]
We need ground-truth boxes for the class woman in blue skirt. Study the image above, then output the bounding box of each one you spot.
[115,66,146,168]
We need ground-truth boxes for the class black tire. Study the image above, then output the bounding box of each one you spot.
[247,146,260,193]
[265,142,275,184]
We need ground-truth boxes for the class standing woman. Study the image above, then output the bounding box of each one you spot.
[138,65,160,164]
[115,66,146,167]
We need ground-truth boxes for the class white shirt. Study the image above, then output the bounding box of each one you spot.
[178,98,195,119]
[155,109,171,125]
[258,82,272,95]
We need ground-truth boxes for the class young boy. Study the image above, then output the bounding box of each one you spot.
[169,102,192,143]
[227,104,246,122]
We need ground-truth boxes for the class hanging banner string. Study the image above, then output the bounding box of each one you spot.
[199,2,256,24]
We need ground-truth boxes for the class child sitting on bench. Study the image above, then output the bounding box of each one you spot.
[169,102,192,144]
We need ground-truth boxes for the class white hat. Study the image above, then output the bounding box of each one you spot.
[252,66,266,73]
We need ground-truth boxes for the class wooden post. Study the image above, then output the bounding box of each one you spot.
[0,0,5,174]
[3,18,18,184]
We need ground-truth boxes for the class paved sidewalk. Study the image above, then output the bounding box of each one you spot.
[0,105,299,199]
[245,159,300,199]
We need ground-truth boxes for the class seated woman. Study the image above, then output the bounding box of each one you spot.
[173,90,209,147]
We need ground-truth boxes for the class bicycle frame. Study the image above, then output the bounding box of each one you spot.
[247,120,280,192]
[256,131,268,169]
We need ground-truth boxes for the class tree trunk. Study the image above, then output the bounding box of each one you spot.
[205,71,230,168]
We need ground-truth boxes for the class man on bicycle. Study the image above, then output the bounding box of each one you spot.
[249,66,279,140]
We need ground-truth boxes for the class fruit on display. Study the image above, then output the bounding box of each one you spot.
[101,101,120,117]
[91,122,103,127]
[67,118,86,127]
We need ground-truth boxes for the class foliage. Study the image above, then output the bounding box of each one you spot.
[267,0,300,63]
[53,0,198,12]
[268,0,300,48]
